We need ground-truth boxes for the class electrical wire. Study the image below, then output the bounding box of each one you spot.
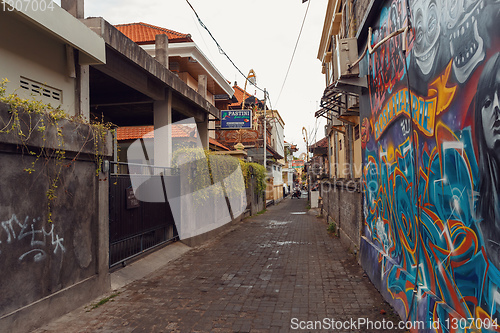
[275,0,311,108]
[191,15,214,60]
[185,0,268,97]
[185,0,288,161]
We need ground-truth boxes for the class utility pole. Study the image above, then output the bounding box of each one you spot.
[302,127,310,200]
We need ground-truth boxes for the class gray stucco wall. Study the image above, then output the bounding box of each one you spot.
[0,103,112,332]
[0,11,77,116]
[320,179,362,254]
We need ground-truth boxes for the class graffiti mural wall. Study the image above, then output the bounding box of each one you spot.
[360,0,500,330]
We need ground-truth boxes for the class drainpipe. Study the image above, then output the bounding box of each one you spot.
[334,131,339,178]
[327,133,332,179]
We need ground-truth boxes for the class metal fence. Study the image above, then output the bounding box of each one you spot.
[109,162,179,268]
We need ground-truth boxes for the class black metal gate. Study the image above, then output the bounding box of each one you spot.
[109,163,179,268]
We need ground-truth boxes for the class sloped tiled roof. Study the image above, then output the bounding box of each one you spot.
[117,126,230,151]
[115,22,193,45]
[117,125,154,140]
[117,125,195,141]
[229,85,261,108]
[309,137,329,149]
[209,138,230,151]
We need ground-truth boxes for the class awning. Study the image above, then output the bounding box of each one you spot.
[266,145,283,160]
[316,80,363,125]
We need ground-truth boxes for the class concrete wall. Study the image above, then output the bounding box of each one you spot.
[320,179,362,254]
[0,103,112,332]
[360,0,500,327]
[320,180,363,253]
[0,11,76,115]
[178,72,215,106]
[246,167,265,216]
[354,0,371,32]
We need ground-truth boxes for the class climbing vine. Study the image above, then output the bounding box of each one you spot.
[0,78,111,223]
[171,147,267,206]
[244,162,267,194]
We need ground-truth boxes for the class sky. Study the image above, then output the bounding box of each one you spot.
[59,0,328,157]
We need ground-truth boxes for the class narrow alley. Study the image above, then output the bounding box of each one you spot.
[34,197,402,333]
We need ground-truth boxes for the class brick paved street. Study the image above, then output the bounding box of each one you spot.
[34,197,403,333]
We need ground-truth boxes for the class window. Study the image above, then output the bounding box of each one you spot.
[354,124,360,140]
[339,139,342,150]
[273,166,276,171]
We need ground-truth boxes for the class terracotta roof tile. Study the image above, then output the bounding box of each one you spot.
[117,125,154,140]
[115,22,193,45]
[117,125,195,141]
[209,138,230,151]
[310,137,329,149]
[229,84,261,108]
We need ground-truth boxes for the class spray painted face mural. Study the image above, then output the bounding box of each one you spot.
[411,0,441,76]
[445,0,486,83]
[476,54,500,157]
[481,90,500,153]
[475,55,500,269]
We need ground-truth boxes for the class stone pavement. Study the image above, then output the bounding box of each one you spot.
[34,197,404,333]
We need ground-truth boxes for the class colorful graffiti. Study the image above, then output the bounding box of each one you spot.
[361,0,500,331]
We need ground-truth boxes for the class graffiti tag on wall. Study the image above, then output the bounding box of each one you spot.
[0,214,65,262]
[362,0,500,330]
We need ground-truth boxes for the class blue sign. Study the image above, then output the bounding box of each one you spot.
[220,110,252,129]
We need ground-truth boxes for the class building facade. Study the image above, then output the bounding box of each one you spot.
[215,86,285,202]
[316,0,363,180]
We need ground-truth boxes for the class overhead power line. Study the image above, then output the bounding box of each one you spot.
[185,0,269,102]
[275,0,311,107]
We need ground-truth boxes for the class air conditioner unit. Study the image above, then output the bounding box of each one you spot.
[335,37,359,80]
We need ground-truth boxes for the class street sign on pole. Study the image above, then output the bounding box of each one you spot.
[220,110,252,129]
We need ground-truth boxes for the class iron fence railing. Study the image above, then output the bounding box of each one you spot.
[108,162,179,268]
[110,161,178,176]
